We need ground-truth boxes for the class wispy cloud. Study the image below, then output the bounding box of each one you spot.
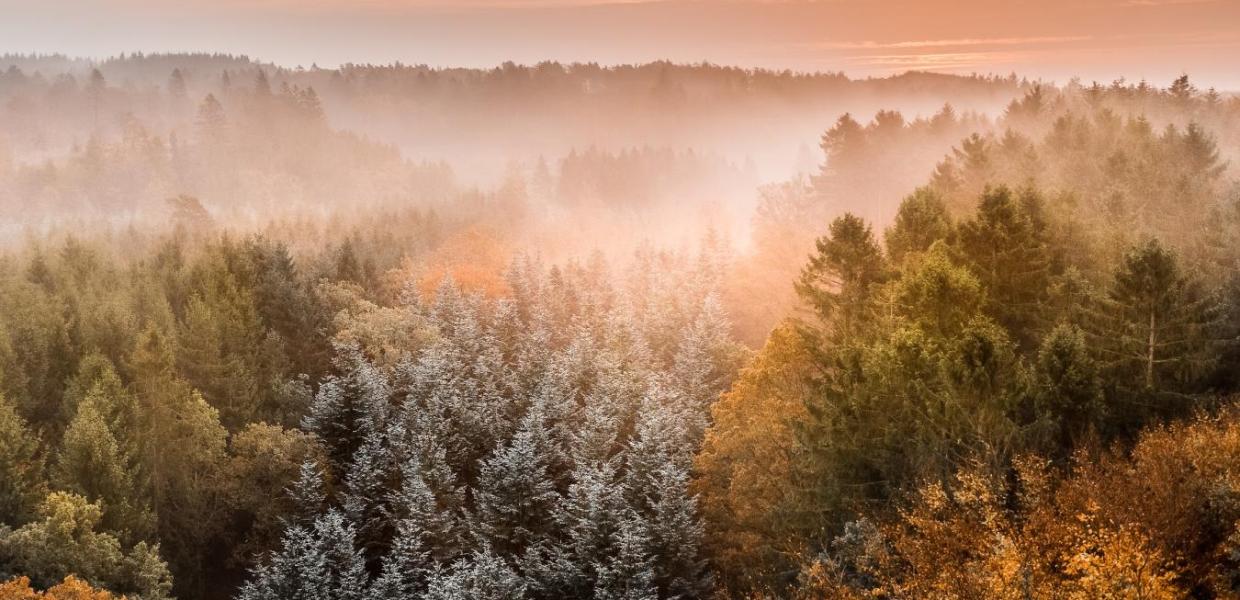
[808,36,1093,51]
[1121,0,1219,6]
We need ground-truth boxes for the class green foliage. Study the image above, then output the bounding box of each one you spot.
[1097,238,1218,406]
[129,326,229,597]
[0,393,45,525]
[884,187,953,265]
[53,389,154,542]
[797,214,888,328]
[0,492,173,600]
[893,242,984,338]
[954,185,1053,348]
[1033,324,1105,446]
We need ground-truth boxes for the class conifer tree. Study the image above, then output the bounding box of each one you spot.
[53,393,152,540]
[239,510,369,600]
[0,392,44,524]
[424,548,527,600]
[128,326,229,595]
[955,186,1053,348]
[884,187,953,265]
[1100,238,1217,400]
[796,213,888,341]
[287,460,327,526]
[1035,324,1105,444]
[471,403,560,558]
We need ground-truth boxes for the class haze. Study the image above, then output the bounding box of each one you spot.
[3,0,1240,89]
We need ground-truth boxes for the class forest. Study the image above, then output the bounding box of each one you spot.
[0,53,1238,600]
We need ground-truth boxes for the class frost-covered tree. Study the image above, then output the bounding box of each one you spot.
[243,253,735,600]
[471,403,560,557]
[239,510,369,600]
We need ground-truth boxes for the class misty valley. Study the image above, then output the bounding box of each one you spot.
[0,52,1238,600]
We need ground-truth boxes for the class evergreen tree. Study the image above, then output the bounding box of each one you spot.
[287,460,327,526]
[0,392,44,524]
[1034,324,1105,445]
[167,68,187,101]
[539,459,631,597]
[53,392,153,541]
[635,463,710,599]
[796,213,888,341]
[424,548,527,600]
[885,187,953,265]
[239,510,369,600]
[369,453,445,599]
[471,403,560,558]
[128,326,229,596]
[1100,239,1217,400]
[955,186,1053,348]
[339,426,391,554]
[303,344,390,472]
[624,406,711,598]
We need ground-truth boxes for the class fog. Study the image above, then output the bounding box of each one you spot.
[3,54,1238,344]
[0,54,1022,240]
[2,23,1240,600]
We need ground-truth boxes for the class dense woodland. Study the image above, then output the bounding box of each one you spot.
[0,54,1238,599]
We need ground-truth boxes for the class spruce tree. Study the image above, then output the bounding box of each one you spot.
[424,548,527,600]
[796,213,889,341]
[53,393,152,540]
[955,186,1053,348]
[1101,238,1217,400]
[885,187,953,265]
[0,392,44,524]
[471,403,560,558]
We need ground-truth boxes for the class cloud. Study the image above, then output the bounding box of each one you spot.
[809,36,1093,51]
[1120,0,1219,6]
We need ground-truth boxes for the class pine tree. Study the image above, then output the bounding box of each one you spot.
[1035,324,1104,444]
[885,187,953,265]
[955,186,1053,348]
[53,393,152,540]
[594,511,658,600]
[340,426,391,554]
[196,94,227,146]
[796,213,889,340]
[370,453,442,599]
[167,68,187,100]
[1100,238,1217,399]
[624,405,711,598]
[304,344,390,472]
[636,463,710,599]
[471,403,560,558]
[668,294,742,439]
[0,392,44,524]
[424,548,527,600]
[239,510,370,600]
[543,459,623,595]
[287,460,327,526]
[128,326,228,594]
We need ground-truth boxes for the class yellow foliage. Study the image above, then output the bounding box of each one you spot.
[0,576,120,600]
[792,406,1240,598]
[1064,525,1181,600]
[694,322,815,592]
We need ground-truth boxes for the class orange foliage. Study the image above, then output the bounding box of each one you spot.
[0,577,120,600]
[694,322,815,593]
[415,225,511,299]
[793,405,1240,598]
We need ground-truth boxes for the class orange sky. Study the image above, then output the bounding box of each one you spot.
[3,0,1239,89]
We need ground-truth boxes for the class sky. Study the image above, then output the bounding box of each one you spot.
[2,0,1239,89]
